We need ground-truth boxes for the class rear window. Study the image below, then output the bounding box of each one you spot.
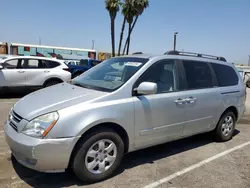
[46,60,61,68]
[211,63,238,86]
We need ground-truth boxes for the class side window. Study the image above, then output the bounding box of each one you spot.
[46,60,60,68]
[3,59,19,69]
[21,59,47,69]
[28,59,39,68]
[90,60,100,67]
[183,60,213,89]
[136,60,177,93]
[79,59,89,66]
[212,63,238,86]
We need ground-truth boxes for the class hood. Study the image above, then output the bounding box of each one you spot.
[13,83,107,120]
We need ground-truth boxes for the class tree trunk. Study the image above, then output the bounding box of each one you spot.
[122,16,139,55]
[126,23,132,55]
[118,17,126,56]
[111,18,115,57]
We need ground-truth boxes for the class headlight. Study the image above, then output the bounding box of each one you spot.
[8,108,13,122]
[22,112,59,138]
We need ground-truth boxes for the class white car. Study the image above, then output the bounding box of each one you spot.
[0,56,71,90]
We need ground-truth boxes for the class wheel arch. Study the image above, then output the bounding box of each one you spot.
[220,106,239,121]
[43,77,64,87]
[68,122,130,168]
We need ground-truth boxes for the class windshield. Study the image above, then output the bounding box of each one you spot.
[71,57,149,92]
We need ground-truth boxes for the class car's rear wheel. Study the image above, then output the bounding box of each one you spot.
[44,80,62,87]
[72,128,124,183]
[215,111,236,142]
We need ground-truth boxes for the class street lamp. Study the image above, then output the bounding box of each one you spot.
[92,40,95,50]
[173,32,178,51]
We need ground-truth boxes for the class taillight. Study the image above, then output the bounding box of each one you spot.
[63,68,70,72]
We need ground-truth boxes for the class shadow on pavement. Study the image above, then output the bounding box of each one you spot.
[0,90,32,99]
[11,130,240,188]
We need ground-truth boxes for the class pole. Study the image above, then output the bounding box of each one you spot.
[39,36,41,45]
[173,32,178,51]
[92,40,95,49]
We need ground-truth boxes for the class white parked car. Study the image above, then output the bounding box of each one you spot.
[0,56,71,90]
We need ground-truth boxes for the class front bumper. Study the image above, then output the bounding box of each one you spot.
[4,120,79,173]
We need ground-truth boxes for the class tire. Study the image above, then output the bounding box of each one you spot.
[44,80,61,87]
[215,111,236,142]
[71,128,124,183]
[73,72,83,78]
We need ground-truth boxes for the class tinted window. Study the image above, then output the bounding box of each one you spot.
[21,59,47,69]
[183,60,213,89]
[90,60,101,67]
[46,60,60,68]
[136,60,177,93]
[212,63,238,86]
[79,59,89,66]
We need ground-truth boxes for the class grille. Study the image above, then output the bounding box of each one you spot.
[12,111,22,123]
[10,121,18,132]
[9,111,23,132]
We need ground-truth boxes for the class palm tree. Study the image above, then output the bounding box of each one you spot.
[122,0,149,55]
[123,0,136,55]
[105,0,121,57]
[117,2,128,56]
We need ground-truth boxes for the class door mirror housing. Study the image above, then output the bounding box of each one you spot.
[0,64,3,70]
[136,82,157,95]
[246,81,250,88]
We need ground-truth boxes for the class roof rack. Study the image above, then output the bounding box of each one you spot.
[164,50,227,62]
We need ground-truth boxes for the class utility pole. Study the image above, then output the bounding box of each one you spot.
[173,32,178,51]
[92,40,95,49]
[39,36,41,45]
[248,55,250,66]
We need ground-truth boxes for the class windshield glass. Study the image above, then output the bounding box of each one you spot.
[71,57,148,92]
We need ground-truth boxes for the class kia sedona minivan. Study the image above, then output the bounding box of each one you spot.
[4,51,246,183]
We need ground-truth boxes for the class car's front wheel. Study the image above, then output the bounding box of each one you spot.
[71,128,124,183]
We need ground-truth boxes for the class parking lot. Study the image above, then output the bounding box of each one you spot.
[0,90,250,188]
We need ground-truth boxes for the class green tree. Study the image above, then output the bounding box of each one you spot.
[105,0,121,57]
[122,0,149,55]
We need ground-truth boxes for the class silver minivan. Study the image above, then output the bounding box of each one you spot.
[4,51,247,182]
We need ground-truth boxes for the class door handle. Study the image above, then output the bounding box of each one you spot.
[44,70,50,73]
[18,70,25,73]
[175,98,185,105]
[185,97,196,104]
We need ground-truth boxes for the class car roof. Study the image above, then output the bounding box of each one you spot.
[115,54,231,65]
[116,54,156,59]
[1,56,63,62]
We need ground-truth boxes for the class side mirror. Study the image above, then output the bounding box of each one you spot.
[246,81,250,88]
[0,65,3,70]
[136,82,157,95]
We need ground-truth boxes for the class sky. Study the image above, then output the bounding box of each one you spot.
[1,0,250,64]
